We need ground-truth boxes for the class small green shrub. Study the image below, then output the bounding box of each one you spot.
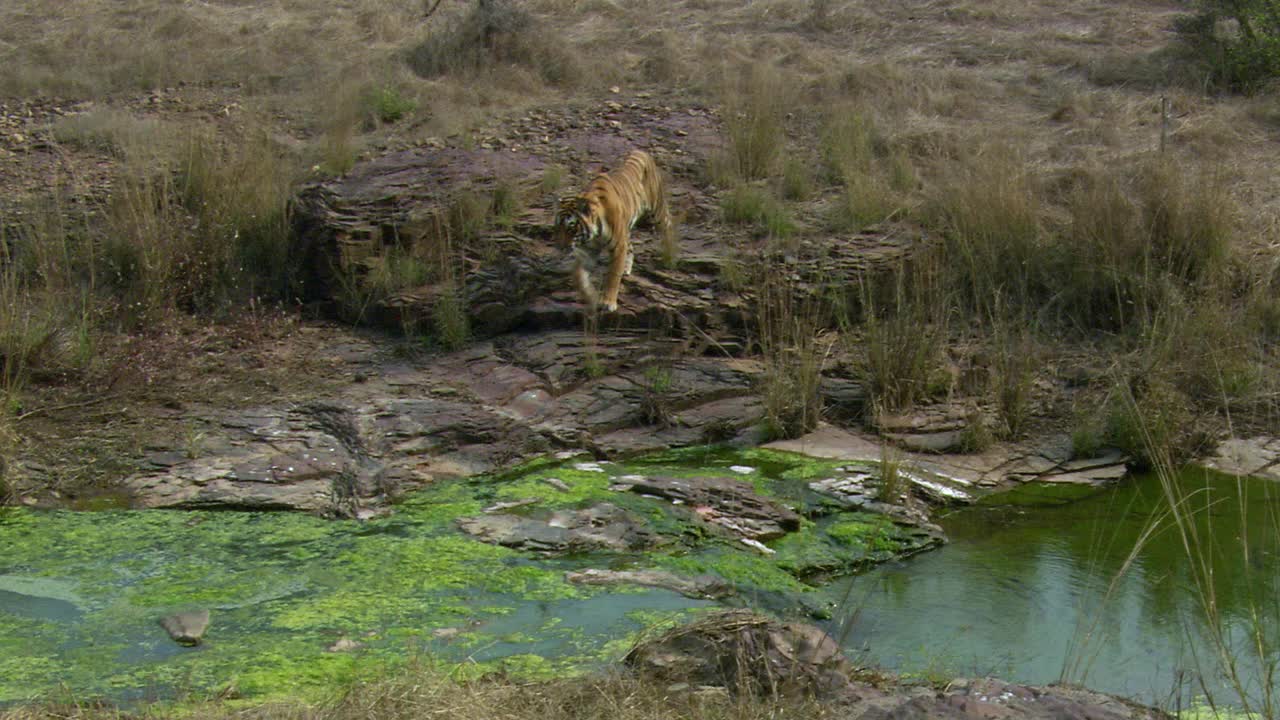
[821,109,880,184]
[825,173,898,232]
[757,273,829,440]
[958,408,995,453]
[989,319,1037,440]
[490,177,523,230]
[859,275,944,413]
[1103,375,1201,468]
[539,165,566,196]
[365,85,417,124]
[927,151,1042,318]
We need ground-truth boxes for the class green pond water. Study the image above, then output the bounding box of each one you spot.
[1,451,1275,711]
[831,467,1280,710]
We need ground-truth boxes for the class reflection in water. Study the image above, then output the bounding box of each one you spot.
[827,468,1279,708]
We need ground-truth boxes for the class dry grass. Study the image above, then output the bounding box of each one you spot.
[0,670,836,720]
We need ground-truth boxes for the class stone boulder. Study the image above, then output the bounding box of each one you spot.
[624,610,852,697]
[158,609,209,646]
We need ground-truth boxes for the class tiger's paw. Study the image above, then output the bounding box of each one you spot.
[603,301,619,312]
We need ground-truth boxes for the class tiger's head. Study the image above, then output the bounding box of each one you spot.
[555,196,598,248]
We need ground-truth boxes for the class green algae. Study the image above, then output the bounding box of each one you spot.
[0,447,930,705]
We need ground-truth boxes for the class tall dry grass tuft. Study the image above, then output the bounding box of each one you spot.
[756,269,832,440]
[857,270,946,414]
[715,62,792,182]
[927,149,1042,320]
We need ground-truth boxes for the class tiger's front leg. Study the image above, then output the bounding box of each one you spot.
[572,245,600,309]
[599,231,630,312]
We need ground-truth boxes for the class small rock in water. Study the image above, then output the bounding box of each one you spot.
[728,465,755,475]
[573,462,605,473]
[159,609,210,646]
[740,538,775,555]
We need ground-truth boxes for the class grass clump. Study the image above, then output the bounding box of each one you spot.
[857,273,945,413]
[756,272,830,440]
[877,444,906,503]
[721,184,795,240]
[432,281,470,351]
[927,150,1042,320]
[717,62,791,181]
[639,365,677,427]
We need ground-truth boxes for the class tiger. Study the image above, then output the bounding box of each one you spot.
[555,149,673,312]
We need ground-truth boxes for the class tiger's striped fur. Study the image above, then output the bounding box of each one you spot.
[554,149,672,312]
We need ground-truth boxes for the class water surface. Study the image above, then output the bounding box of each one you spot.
[831,468,1279,709]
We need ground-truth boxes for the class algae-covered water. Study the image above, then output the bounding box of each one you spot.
[0,448,918,704]
[834,467,1280,709]
[3,451,1275,710]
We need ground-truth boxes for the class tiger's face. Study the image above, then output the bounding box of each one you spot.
[555,197,596,247]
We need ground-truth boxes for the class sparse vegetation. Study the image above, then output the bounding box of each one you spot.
[432,281,470,351]
[639,364,677,427]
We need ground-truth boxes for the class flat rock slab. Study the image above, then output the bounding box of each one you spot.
[457,502,660,553]
[1203,436,1280,481]
[770,425,1130,499]
[619,476,802,540]
[851,678,1168,720]
[564,568,732,599]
